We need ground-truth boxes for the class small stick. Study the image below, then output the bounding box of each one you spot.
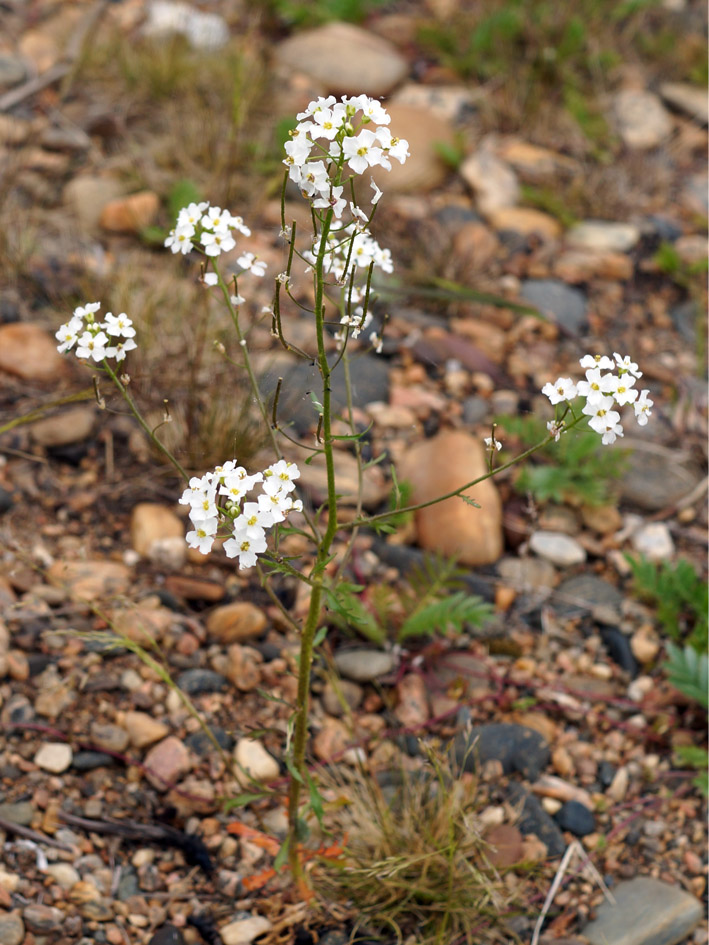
[0,815,75,853]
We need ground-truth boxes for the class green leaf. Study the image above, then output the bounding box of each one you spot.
[222,792,269,810]
[273,836,290,873]
[460,494,481,508]
[665,642,709,708]
[306,769,324,827]
[398,591,494,643]
[168,179,203,219]
[313,625,328,647]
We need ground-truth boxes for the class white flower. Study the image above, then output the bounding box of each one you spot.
[297,95,336,120]
[608,373,638,406]
[369,331,383,354]
[313,185,346,218]
[223,530,267,569]
[201,228,236,257]
[343,129,383,175]
[177,202,208,228]
[370,179,383,205]
[105,337,137,362]
[542,377,578,405]
[103,312,135,338]
[55,316,83,353]
[75,329,109,361]
[165,223,195,254]
[263,460,300,493]
[285,133,314,167]
[73,302,101,321]
[186,518,219,554]
[236,501,274,539]
[546,420,565,441]
[201,206,231,230]
[311,106,344,140]
[237,252,266,277]
[203,272,218,286]
[613,353,642,378]
[634,390,653,425]
[576,368,616,404]
[484,437,502,451]
[579,354,614,371]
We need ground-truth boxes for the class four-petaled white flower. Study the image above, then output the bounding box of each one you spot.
[542,377,578,405]
[237,252,266,277]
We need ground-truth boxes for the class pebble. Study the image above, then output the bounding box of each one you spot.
[206,602,268,644]
[659,82,708,124]
[394,673,429,727]
[583,876,702,945]
[46,864,80,890]
[555,249,633,284]
[175,668,228,695]
[24,904,65,932]
[554,573,623,619]
[631,521,675,561]
[630,626,660,665]
[0,911,24,945]
[519,280,588,336]
[167,776,216,816]
[0,54,26,89]
[600,626,639,677]
[529,531,586,567]
[456,723,550,781]
[397,429,503,566]
[99,190,159,233]
[34,742,73,773]
[47,558,131,602]
[0,487,13,515]
[322,678,363,717]
[620,440,702,512]
[334,649,395,682]
[121,711,169,749]
[370,103,455,195]
[274,23,407,97]
[613,89,673,149]
[505,781,566,857]
[130,503,186,568]
[143,737,192,790]
[163,575,225,602]
[0,323,65,382]
[497,556,558,592]
[225,644,262,691]
[220,914,272,945]
[72,750,116,771]
[63,174,125,230]
[486,206,562,240]
[185,725,234,756]
[460,148,519,215]
[566,220,640,252]
[555,800,595,837]
[233,738,279,784]
[30,406,96,448]
[390,82,478,124]
[484,824,525,868]
[313,718,350,762]
[148,925,186,945]
[90,722,130,753]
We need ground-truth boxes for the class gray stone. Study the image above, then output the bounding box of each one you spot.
[149,926,186,945]
[0,911,24,945]
[175,669,228,695]
[567,220,640,253]
[620,440,702,511]
[519,280,588,335]
[334,649,395,682]
[529,531,586,568]
[555,800,595,836]
[322,678,363,716]
[554,574,623,619]
[460,148,520,215]
[583,876,702,945]
[0,801,34,826]
[0,55,26,90]
[24,904,64,933]
[613,89,673,149]
[456,723,550,780]
[670,300,702,345]
[505,781,565,857]
[274,23,407,97]
[497,556,558,592]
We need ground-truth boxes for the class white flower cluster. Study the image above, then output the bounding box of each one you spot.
[284,94,409,215]
[180,459,302,569]
[164,202,266,277]
[56,302,137,362]
[542,353,653,445]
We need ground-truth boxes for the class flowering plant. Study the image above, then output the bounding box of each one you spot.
[55,92,651,884]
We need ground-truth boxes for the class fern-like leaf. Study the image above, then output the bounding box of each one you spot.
[398,591,493,643]
[665,642,708,708]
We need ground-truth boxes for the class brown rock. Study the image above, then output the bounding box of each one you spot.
[164,575,225,602]
[322,678,363,717]
[225,644,262,692]
[397,429,503,566]
[30,406,96,448]
[460,149,519,214]
[298,448,387,509]
[167,777,216,816]
[48,559,130,601]
[630,626,660,665]
[452,222,501,272]
[394,673,429,728]
[206,601,268,644]
[580,504,622,534]
[275,23,407,97]
[109,605,174,645]
[484,824,524,868]
[143,737,192,790]
[120,711,169,749]
[0,323,65,382]
[99,190,159,233]
[554,250,633,283]
[495,138,578,180]
[531,775,593,810]
[64,175,125,230]
[6,651,28,682]
[370,103,454,195]
[312,718,350,763]
[130,503,185,565]
[486,206,562,240]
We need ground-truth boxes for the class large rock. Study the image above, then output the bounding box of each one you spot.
[130,503,185,567]
[0,323,65,382]
[30,406,96,447]
[143,737,192,790]
[519,279,587,335]
[460,148,519,214]
[583,876,702,945]
[274,22,407,97]
[99,191,160,233]
[47,559,131,601]
[566,220,640,253]
[397,429,503,566]
[370,102,455,195]
[206,602,268,644]
[612,89,673,149]
[63,175,125,231]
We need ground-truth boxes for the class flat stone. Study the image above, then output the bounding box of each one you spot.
[163,575,225,602]
[334,649,395,682]
[519,280,588,335]
[390,82,479,124]
[175,668,228,695]
[0,911,24,945]
[48,559,131,602]
[30,405,96,447]
[460,148,519,215]
[487,206,562,240]
[369,102,455,195]
[0,802,34,826]
[313,717,350,762]
[506,781,566,857]
[90,722,129,753]
[583,876,702,945]
[275,23,407,97]
[554,249,633,284]
[394,673,429,727]
[297,446,387,509]
[109,605,175,645]
[613,89,673,149]
[63,175,125,231]
[121,711,169,749]
[34,742,72,773]
[567,220,640,252]
[99,190,160,233]
[130,504,185,566]
[497,556,558,592]
[484,824,525,868]
[220,914,272,945]
[206,602,268,644]
[494,137,578,180]
[143,737,192,790]
[71,750,116,770]
[24,903,64,933]
[148,925,186,945]
[659,82,708,124]
[225,643,262,691]
[233,738,279,784]
[620,440,702,511]
[0,323,65,382]
[322,678,363,716]
[398,429,503,566]
[456,723,550,780]
[529,531,586,568]
[0,55,26,89]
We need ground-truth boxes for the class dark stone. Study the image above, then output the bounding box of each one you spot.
[455,723,550,780]
[372,538,496,602]
[319,932,350,945]
[0,299,20,324]
[520,280,588,336]
[599,626,639,677]
[252,641,282,662]
[0,54,26,89]
[553,574,623,619]
[47,442,90,465]
[434,204,481,230]
[175,669,228,695]
[116,868,140,900]
[462,395,489,425]
[148,926,185,945]
[555,800,596,837]
[670,300,701,345]
[620,441,703,512]
[506,782,566,857]
[27,654,53,677]
[185,726,234,756]
[645,215,682,242]
[598,760,617,789]
[72,750,117,771]
[0,486,13,514]
[149,589,182,612]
